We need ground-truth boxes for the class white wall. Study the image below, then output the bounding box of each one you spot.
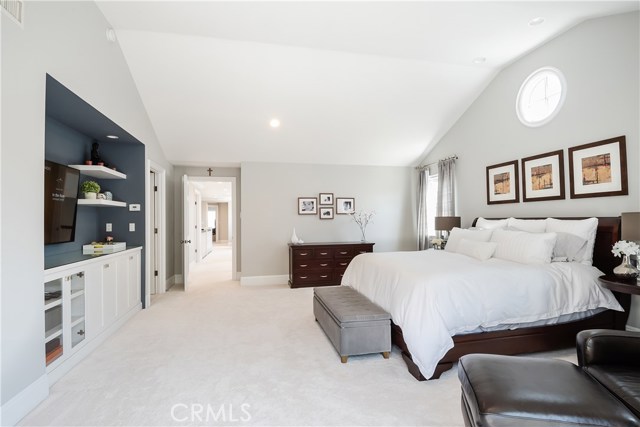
[241,162,415,278]
[424,12,639,223]
[218,203,229,241]
[1,2,174,423]
[423,12,640,328]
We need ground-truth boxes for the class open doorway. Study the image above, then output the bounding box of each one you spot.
[182,175,237,290]
[146,160,167,307]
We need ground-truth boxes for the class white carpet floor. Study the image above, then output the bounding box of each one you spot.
[20,244,576,426]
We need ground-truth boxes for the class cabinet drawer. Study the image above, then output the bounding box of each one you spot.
[293,259,334,270]
[315,248,334,258]
[335,248,353,258]
[293,271,333,284]
[292,248,314,259]
[355,247,373,255]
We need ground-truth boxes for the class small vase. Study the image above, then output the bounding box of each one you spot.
[84,192,97,199]
[613,254,639,279]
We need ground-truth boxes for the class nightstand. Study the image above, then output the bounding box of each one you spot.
[598,275,639,329]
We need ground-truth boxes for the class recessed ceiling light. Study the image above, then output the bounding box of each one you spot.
[528,17,545,26]
[472,57,486,64]
[106,135,119,139]
[269,119,280,128]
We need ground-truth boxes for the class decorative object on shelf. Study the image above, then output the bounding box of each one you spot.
[336,197,355,214]
[105,236,113,243]
[82,241,126,254]
[319,193,334,205]
[298,197,318,215]
[568,136,628,199]
[290,228,303,244]
[97,193,106,200]
[431,237,445,250]
[435,216,461,239]
[319,207,334,220]
[611,240,640,279]
[90,141,102,165]
[104,191,113,200]
[521,150,565,202]
[80,180,100,199]
[84,160,92,165]
[486,160,519,204]
[349,210,375,242]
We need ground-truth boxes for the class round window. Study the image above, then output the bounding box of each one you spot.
[516,67,566,127]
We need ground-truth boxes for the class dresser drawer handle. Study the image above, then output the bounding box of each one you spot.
[320,252,328,255]
[299,264,308,268]
[340,251,348,255]
[359,251,367,254]
[299,276,308,279]
[340,262,348,266]
[320,275,328,278]
[320,263,328,267]
[299,252,309,256]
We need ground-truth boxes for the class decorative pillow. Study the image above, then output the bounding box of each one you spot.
[553,232,589,262]
[444,228,494,253]
[490,229,557,264]
[507,217,547,233]
[456,239,497,261]
[475,217,508,230]
[546,218,598,265]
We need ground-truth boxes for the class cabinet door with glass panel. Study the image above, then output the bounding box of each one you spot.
[44,270,86,369]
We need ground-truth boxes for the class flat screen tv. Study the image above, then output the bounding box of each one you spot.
[44,160,80,245]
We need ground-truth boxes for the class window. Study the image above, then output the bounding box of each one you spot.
[426,173,438,236]
[516,67,566,127]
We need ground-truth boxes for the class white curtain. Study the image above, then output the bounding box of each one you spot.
[417,169,429,250]
[437,158,456,217]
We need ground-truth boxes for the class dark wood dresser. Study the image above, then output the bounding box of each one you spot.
[288,242,374,288]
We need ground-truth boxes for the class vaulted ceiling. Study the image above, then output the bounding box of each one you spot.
[97,1,639,167]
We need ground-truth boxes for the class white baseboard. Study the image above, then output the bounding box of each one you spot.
[47,304,142,385]
[626,325,640,332]
[240,274,288,286]
[1,374,48,426]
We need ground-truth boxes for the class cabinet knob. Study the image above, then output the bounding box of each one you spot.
[77,329,85,336]
[104,264,110,268]
[129,256,133,260]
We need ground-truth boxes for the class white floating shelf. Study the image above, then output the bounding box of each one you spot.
[68,165,126,179]
[78,199,127,208]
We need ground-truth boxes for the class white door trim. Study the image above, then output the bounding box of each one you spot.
[145,160,167,307]
[187,176,238,280]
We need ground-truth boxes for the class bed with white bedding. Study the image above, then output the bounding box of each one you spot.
[340,216,630,380]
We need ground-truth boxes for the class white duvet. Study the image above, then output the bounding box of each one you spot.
[341,249,623,379]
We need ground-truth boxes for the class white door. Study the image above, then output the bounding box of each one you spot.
[149,171,158,294]
[182,175,191,291]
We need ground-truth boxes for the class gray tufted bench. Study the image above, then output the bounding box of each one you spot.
[313,285,391,363]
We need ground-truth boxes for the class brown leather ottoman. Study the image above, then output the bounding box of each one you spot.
[458,354,639,427]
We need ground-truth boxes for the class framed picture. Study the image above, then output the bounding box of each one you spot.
[569,136,628,199]
[336,197,355,214]
[319,193,334,205]
[298,197,318,215]
[486,160,519,204]
[319,207,334,220]
[521,150,565,202]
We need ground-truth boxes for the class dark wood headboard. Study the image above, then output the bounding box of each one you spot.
[471,217,621,275]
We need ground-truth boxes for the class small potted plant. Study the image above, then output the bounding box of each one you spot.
[81,180,100,199]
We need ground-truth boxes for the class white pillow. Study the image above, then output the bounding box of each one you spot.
[553,232,588,262]
[475,217,508,230]
[546,218,598,265]
[445,228,494,253]
[491,229,558,265]
[507,217,547,233]
[456,239,498,261]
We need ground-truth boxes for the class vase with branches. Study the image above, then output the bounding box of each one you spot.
[349,210,375,242]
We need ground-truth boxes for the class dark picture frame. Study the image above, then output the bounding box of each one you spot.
[486,160,519,205]
[319,193,334,205]
[336,197,355,214]
[521,150,565,202]
[569,136,628,199]
[298,197,318,215]
[319,207,334,220]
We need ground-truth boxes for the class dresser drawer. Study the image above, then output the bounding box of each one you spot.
[315,248,334,258]
[335,248,354,258]
[292,248,314,259]
[292,259,334,270]
[292,271,333,284]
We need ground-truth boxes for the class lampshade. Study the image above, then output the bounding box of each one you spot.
[434,216,461,232]
[621,212,640,242]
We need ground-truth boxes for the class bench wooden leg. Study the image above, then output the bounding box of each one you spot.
[340,355,348,363]
[382,351,390,359]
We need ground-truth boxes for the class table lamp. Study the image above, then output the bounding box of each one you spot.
[434,216,461,239]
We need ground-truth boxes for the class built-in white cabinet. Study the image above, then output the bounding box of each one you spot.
[44,247,142,383]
